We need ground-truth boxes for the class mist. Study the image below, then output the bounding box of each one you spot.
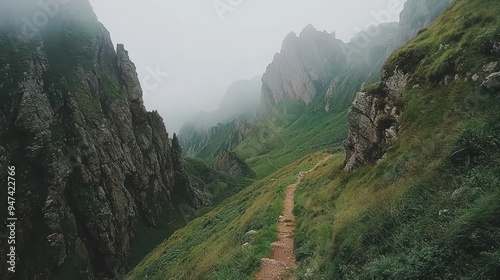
[88,0,408,133]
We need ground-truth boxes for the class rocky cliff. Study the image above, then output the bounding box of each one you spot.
[344,0,490,172]
[262,0,453,114]
[343,70,407,171]
[261,25,348,112]
[0,1,206,279]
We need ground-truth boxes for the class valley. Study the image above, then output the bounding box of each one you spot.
[1,0,499,279]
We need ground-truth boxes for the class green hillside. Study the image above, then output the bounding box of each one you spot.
[128,151,330,279]
[129,0,500,279]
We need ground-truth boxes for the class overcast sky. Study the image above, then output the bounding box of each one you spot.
[88,0,407,132]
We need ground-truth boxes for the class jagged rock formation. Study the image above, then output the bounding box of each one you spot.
[324,23,399,113]
[213,150,256,178]
[0,1,206,279]
[180,115,254,178]
[180,120,237,159]
[261,25,347,112]
[262,0,453,114]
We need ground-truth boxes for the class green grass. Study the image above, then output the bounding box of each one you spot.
[127,151,330,280]
[129,1,500,279]
[294,97,500,279]
[385,0,500,84]
[236,100,348,179]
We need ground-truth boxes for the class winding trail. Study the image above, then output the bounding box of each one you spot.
[255,155,332,280]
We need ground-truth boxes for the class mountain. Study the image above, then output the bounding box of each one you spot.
[128,0,500,279]
[187,76,261,129]
[179,77,261,157]
[261,25,348,112]
[0,1,208,279]
[263,0,453,114]
[178,0,452,181]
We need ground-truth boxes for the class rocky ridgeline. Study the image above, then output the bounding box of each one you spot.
[261,0,453,114]
[261,24,347,112]
[0,0,207,279]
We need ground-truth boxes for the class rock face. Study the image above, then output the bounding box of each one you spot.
[0,1,206,279]
[261,25,347,112]
[343,0,453,171]
[212,117,255,178]
[344,70,408,171]
[262,0,452,114]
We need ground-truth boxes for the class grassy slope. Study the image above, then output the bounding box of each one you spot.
[236,99,348,179]
[128,151,330,279]
[294,0,500,278]
[129,0,500,279]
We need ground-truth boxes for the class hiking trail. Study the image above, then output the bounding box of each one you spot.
[255,155,332,280]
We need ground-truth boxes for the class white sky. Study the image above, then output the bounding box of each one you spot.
[88,0,407,132]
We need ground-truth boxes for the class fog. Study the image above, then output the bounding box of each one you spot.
[88,0,407,133]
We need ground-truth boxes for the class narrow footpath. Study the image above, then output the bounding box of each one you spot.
[255,156,332,280]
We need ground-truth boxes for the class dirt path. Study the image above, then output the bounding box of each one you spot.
[255,156,332,280]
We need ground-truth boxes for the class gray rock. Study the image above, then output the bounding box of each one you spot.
[481,72,500,94]
[472,73,480,82]
[261,25,348,111]
[0,2,209,279]
[483,61,499,73]
[451,187,482,201]
[344,70,407,171]
[245,230,258,236]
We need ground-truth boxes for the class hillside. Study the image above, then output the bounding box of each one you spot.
[178,0,451,184]
[128,0,500,279]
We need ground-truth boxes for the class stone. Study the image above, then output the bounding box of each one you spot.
[483,61,498,73]
[305,268,315,279]
[344,70,407,171]
[245,230,258,236]
[481,72,500,94]
[472,73,480,82]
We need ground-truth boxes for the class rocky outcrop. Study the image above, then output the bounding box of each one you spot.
[342,0,453,171]
[212,116,255,177]
[0,1,206,279]
[213,150,256,178]
[481,72,500,94]
[261,25,348,111]
[344,70,408,171]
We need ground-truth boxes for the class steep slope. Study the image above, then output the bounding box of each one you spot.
[0,1,207,279]
[129,0,499,279]
[261,25,348,112]
[180,0,452,184]
[395,0,454,48]
[264,0,453,114]
[128,151,330,279]
[295,0,500,278]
